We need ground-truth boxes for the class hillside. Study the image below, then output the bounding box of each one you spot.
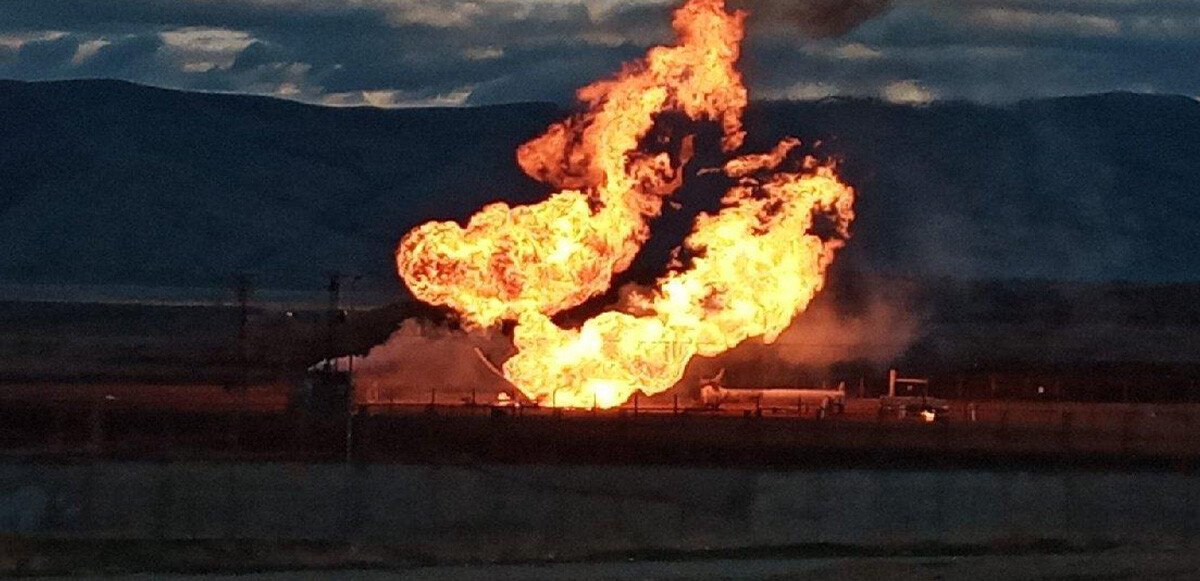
[2,79,1199,291]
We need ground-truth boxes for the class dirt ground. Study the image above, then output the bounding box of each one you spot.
[24,547,1200,581]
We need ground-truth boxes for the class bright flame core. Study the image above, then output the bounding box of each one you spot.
[396,0,855,408]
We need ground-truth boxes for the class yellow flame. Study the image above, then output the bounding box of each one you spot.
[397,0,747,327]
[396,0,855,408]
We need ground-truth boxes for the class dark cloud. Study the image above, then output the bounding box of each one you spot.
[11,36,79,76]
[78,34,163,77]
[1,0,1199,105]
[736,0,896,38]
[227,41,281,72]
[464,43,645,105]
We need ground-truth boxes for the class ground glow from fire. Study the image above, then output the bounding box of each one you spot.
[396,0,855,409]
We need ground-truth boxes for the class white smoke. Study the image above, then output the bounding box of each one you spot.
[353,319,516,404]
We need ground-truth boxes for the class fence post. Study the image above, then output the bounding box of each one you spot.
[227,413,241,456]
[1121,409,1136,453]
[1060,410,1073,452]
[87,400,105,457]
[82,460,99,535]
[224,464,240,539]
[48,407,66,455]
[1184,412,1194,460]
[342,464,367,542]
[1188,453,1199,540]
[345,408,355,463]
[155,465,173,537]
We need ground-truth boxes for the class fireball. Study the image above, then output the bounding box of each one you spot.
[396,0,855,408]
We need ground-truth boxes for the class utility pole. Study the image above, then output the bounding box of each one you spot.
[326,272,341,371]
[325,272,359,463]
[324,272,365,369]
[228,274,253,393]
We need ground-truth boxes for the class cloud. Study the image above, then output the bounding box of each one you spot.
[10,35,79,76]
[763,81,839,101]
[463,46,505,60]
[321,86,475,107]
[160,27,256,72]
[834,41,884,59]
[160,27,255,53]
[2,0,1200,105]
[71,39,110,64]
[735,0,896,38]
[881,78,936,104]
[0,31,67,51]
[969,7,1121,38]
[362,0,489,28]
[75,34,164,77]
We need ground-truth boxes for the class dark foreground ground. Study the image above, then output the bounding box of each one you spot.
[4,458,1200,578]
[2,285,1199,579]
[7,397,1199,580]
[5,539,1199,580]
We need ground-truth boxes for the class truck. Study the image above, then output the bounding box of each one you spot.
[878,369,950,422]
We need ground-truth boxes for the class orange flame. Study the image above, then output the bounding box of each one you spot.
[398,0,747,326]
[396,0,855,408]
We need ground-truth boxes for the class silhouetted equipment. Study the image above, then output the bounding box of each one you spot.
[698,369,847,415]
[880,368,948,422]
[887,368,929,398]
[297,367,352,417]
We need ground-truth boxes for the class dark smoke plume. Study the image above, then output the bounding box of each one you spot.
[733,0,896,38]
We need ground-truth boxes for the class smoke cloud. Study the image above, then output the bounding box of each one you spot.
[353,319,516,405]
[674,273,918,393]
[733,0,896,38]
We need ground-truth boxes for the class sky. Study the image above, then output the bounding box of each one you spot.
[1,0,1200,107]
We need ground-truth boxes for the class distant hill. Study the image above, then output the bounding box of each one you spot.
[2,79,1199,291]
[0,79,560,292]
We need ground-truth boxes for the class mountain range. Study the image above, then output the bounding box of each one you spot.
[2,79,1198,292]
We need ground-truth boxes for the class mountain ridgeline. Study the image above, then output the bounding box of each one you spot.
[2,79,1198,290]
